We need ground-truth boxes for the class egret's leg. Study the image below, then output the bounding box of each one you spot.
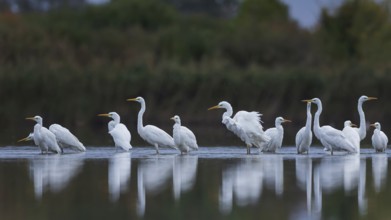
[246,144,251,155]
[330,148,333,156]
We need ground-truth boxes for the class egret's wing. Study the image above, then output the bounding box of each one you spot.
[109,123,132,151]
[262,128,278,151]
[41,127,62,153]
[342,126,360,150]
[380,131,388,147]
[143,125,177,149]
[233,111,264,131]
[321,126,356,152]
[295,127,305,148]
[181,126,198,150]
[49,124,86,152]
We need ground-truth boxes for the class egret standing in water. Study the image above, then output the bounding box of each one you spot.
[208,101,270,154]
[261,117,291,153]
[343,96,377,153]
[24,116,62,154]
[171,115,198,154]
[306,98,356,155]
[127,97,177,154]
[355,96,377,140]
[98,112,132,151]
[342,120,360,152]
[370,122,388,153]
[296,100,312,154]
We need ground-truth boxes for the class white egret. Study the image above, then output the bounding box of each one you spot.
[25,116,62,154]
[98,112,132,151]
[342,120,360,152]
[370,122,388,153]
[127,97,177,154]
[171,115,198,154]
[208,101,270,154]
[355,96,377,140]
[306,98,356,155]
[261,117,291,153]
[49,124,86,152]
[295,100,313,154]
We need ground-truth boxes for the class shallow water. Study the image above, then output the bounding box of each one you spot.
[0,146,390,220]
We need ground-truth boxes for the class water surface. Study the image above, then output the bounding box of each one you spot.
[0,146,389,220]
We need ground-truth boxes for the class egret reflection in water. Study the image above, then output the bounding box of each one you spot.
[108,152,131,202]
[137,155,198,217]
[372,154,388,193]
[29,154,84,199]
[219,155,284,214]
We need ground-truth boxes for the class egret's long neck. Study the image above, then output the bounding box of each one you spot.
[223,104,233,119]
[305,104,312,131]
[34,123,41,137]
[137,101,146,133]
[114,115,120,124]
[313,102,322,139]
[357,100,366,140]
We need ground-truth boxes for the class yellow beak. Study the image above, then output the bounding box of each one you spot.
[170,117,175,120]
[351,123,358,127]
[367,97,377,101]
[25,117,35,121]
[97,113,110,117]
[127,98,138,102]
[208,105,220,110]
[17,137,30,142]
[301,99,312,103]
[370,123,376,128]
[283,119,292,123]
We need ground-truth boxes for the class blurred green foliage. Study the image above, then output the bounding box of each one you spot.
[0,0,391,146]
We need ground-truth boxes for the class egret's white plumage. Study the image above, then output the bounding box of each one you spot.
[342,120,360,152]
[18,132,35,143]
[308,98,356,154]
[25,116,62,154]
[261,117,291,153]
[296,101,313,154]
[98,112,132,151]
[49,124,86,152]
[354,96,377,140]
[127,97,177,154]
[370,122,388,153]
[171,115,198,154]
[208,101,270,154]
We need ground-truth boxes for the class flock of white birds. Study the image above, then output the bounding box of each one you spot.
[18,95,388,155]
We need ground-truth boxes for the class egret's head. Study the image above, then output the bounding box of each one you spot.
[127,96,144,103]
[170,115,181,123]
[359,95,377,103]
[17,133,34,142]
[208,101,230,110]
[303,98,321,105]
[370,122,381,130]
[98,112,120,120]
[344,120,357,128]
[276,117,291,124]
[26,115,42,124]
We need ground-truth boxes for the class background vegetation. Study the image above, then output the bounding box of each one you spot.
[1,0,391,146]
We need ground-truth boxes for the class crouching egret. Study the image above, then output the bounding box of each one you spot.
[171,115,198,154]
[296,100,312,154]
[305,98,356,155]
[25,116,62,154]
[261,117,291,153]
[342,120,360,152]
[127,97,177,154]
[370,122,388,153]
[98,112,132,151]
[49,124,86,152]
[208,101,270,154]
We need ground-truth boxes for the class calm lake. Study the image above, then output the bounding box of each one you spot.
[0,146,389,220]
